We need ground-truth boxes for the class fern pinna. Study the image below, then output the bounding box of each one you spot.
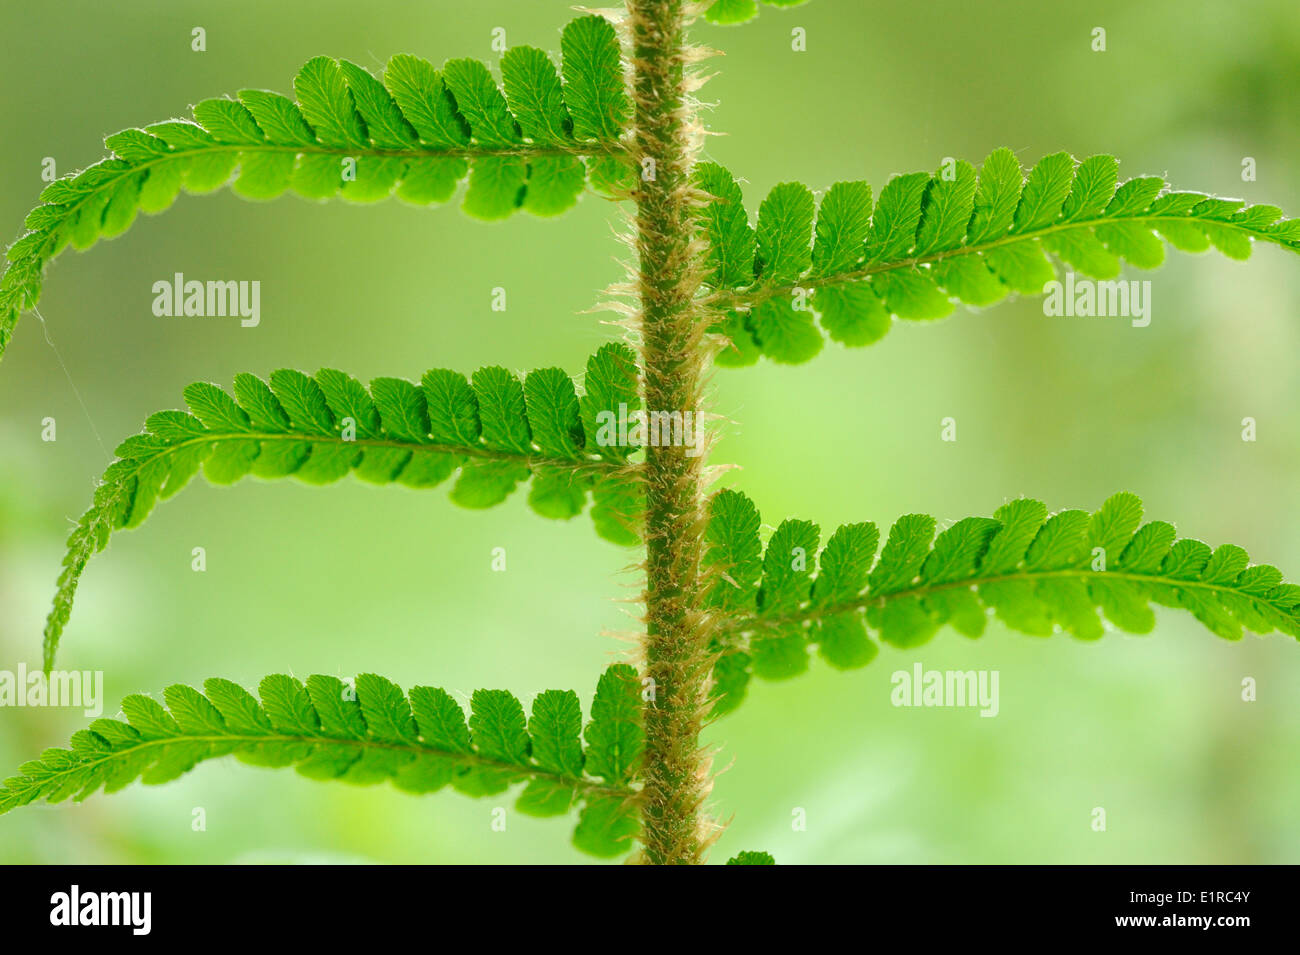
[1,0,1298,866]
[2,667,642,857]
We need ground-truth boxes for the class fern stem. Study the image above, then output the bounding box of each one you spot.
[628,0,713,865]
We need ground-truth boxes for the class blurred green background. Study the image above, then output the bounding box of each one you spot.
[1,0,1297,864]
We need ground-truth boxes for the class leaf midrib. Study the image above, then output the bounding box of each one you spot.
[126,428,634,476]
[12,729,638,804]
[710,212,1299,311]
[28,138,630,241]
[722,566,1296,634]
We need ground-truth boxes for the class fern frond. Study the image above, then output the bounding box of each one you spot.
[703,0,809,26]
[694,154,1300,364]
[703,490,1300,714]
[43,345,644,670]
[0,15,634,362]
[0,664,644,858]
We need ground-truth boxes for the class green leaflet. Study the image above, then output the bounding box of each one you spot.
[528,690,585,778]
[0,15,632,362]
[703,489,764,612]
[583,664,644,785]
[752,518,819,679]
[756,182,816,284]
[0,667,642,859]
[725,850,777,864]
[42,345,644,670]
[560,14,630,143]
[696,162,758,289]
[693,152,1300,364]
[704,490,1300,715]
[703,0,810,25]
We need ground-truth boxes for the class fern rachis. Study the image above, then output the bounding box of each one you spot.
[1,0,1298,866]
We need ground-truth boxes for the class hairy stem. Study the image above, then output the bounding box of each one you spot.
[627,0,712,865]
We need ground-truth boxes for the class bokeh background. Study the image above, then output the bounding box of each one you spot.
[1,0,1297,864]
